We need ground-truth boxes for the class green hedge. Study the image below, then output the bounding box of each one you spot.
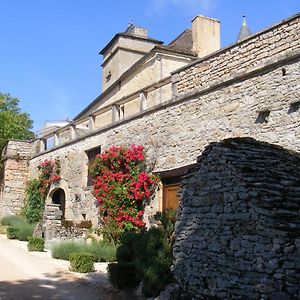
[69,252,95,273]
[28,237,45,252]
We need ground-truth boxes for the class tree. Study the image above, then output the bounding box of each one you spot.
[0,93,34,168]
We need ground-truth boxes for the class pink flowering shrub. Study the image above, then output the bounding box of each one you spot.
[37,159,61,196]
[91,145,158,243]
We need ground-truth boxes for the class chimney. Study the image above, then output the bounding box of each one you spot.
[125,25,148,38]
[191,15,220,58]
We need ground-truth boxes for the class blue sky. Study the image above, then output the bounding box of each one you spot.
[1,0,300,133]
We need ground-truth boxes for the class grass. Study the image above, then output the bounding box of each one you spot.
[51,240,116,262]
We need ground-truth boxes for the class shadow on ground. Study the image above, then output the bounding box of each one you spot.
[0,271,138,300]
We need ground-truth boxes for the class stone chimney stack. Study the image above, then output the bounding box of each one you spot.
[191,15,220,58]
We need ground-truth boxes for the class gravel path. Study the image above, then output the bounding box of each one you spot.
[0,234,115,300]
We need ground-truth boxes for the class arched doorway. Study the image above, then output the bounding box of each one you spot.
[51,188,66,220]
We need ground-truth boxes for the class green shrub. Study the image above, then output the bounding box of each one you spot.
[69,252,95,273]
[52,241,86,260]
[136,228,173,297]
[1,215,24,226]
[108,262,139,289]
[6,226,18,239]
[108,232,141,289]
[28,237,45,251]
[5,217,34,241]
[13,222,35,241]
[51,240,116,262]
[108,209,176,297]
[89,241,116,262]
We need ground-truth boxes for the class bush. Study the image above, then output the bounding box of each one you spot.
[89,241,117,262]
[108,210,176,297]
[52,242,116,262]
[6,221,34,241]
[69,252,95,273]
[108,262,139,289]
[51,240,116,262]
[13,222,35,241]
[90,145,158,244]
[28,237,45,251]
[52,241,85,260]
[6,226,18,239]
[136,228,173,297]
[1,215,24,226]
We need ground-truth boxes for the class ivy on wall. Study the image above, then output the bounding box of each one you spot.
[23,159,60,223]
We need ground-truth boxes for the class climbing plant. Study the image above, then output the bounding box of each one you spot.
[90,145,158,244]
[23,159,60,223]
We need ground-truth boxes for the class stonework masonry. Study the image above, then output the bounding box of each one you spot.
[173,138,300,299]
[4,12,299,226]
[0,140,31,215]
[174,13,300,96]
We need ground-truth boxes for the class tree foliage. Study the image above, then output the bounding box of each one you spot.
[0,92,34,171]
[0,92,34,151]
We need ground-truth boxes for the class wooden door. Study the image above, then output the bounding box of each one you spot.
[163,182,180,210]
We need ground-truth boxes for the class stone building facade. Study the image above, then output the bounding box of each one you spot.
[0,13,300,234]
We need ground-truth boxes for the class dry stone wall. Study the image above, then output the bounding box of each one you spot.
[0,140,31,216]
[173,138,300,299]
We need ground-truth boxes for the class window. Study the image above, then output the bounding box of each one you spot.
[106,71,112,82]
[255,110,270,124]
[86,146,101,186]
[288,101,300,114]
[112,104,125,122]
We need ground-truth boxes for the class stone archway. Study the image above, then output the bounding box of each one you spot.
[50,188,66,220]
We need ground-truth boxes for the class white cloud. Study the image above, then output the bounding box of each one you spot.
[150,0,217,16]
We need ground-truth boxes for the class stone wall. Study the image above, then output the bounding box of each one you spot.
[173,138,300,299]
[28,49,300,224]
[0,140,31,216]
[4,13,300,225]
[173,13,300,96]
[43,204,89,243]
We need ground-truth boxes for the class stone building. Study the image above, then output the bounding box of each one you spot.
[0,12,300,237]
